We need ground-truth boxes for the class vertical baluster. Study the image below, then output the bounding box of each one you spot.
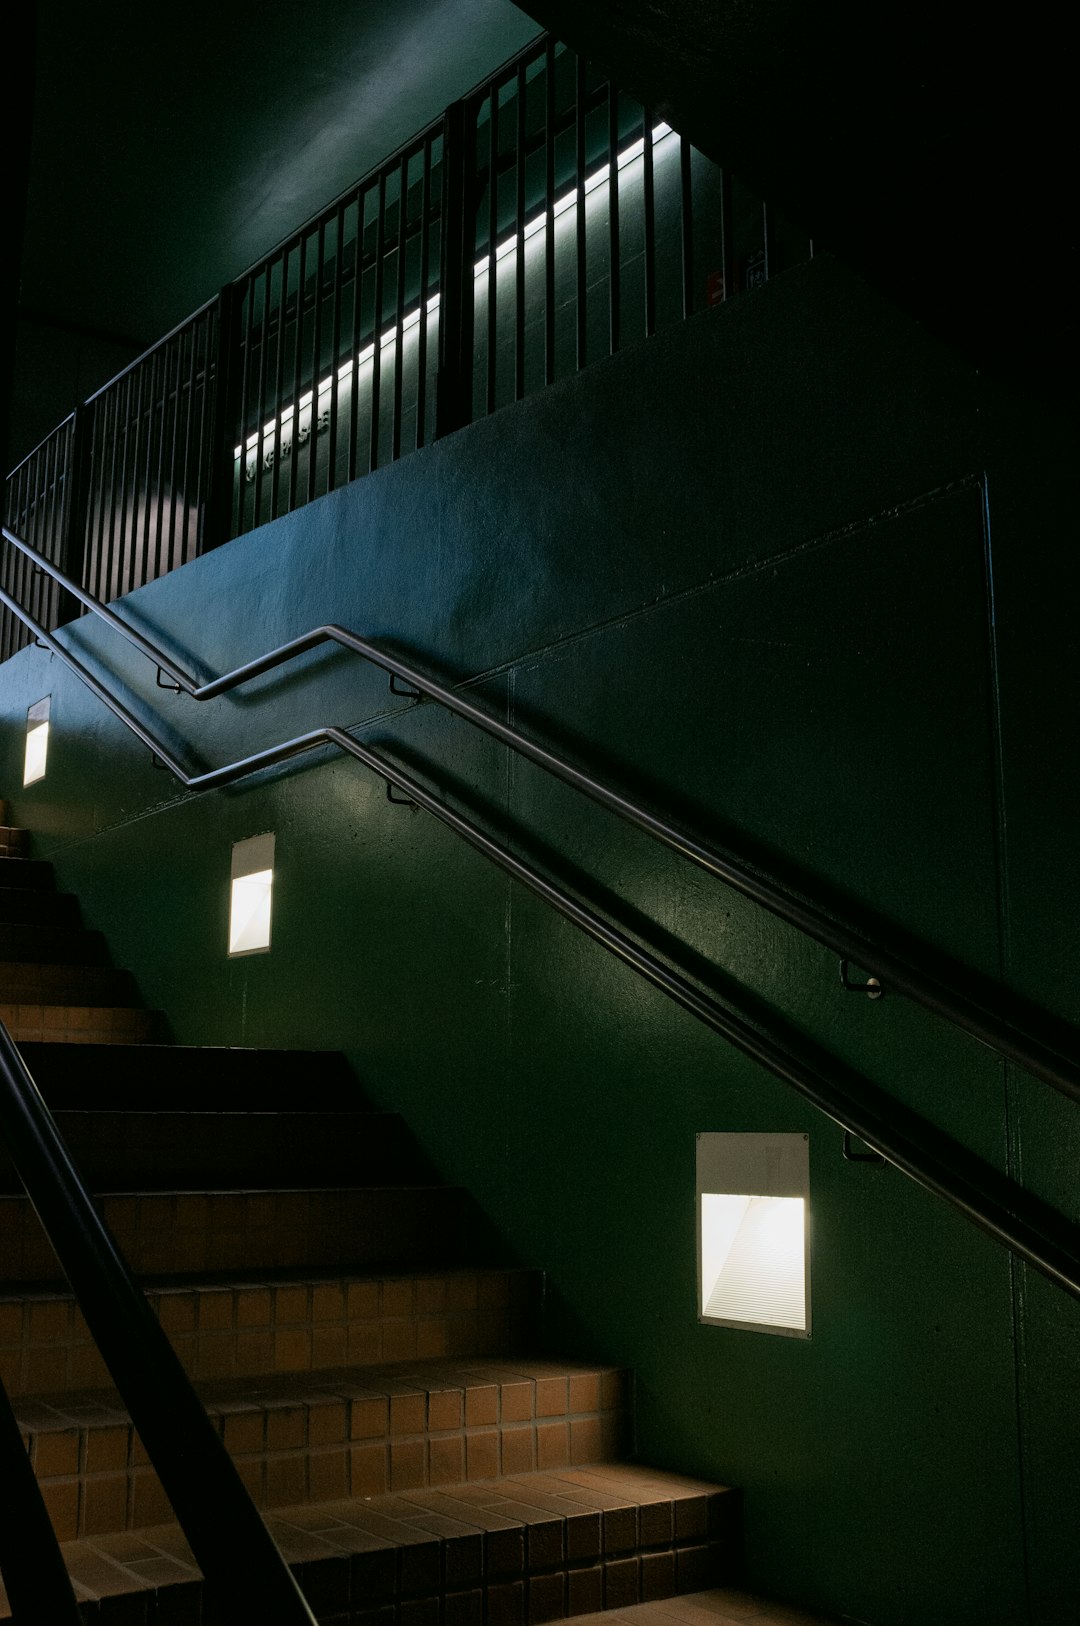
[23,453,39,630]
[544,41,556,386]
[306,219,327,506]
[720,167,734,301]
[124,362,144,593]
[199,283,237,554]
[12,463,28,645]
[105,377,128,601]
[287,236,307,515]
[270,248,290,520]
[186,309,209,564]
[369,171,387,473]
[23,451,39,630]
[514,63,527,402]
[347,186,364,483]
[487,85,500,415]
[575,56,587,372]
[643,115,656,339]
[416,136,433,448]
[392,150,409,462]
[328,206,345,491]
[138,352,158,590]
[435,99,476,439]
[160,334,182,580]
[40,436,56,628]
[680,133,695,321]
[253,267,272,529]
[236,276,256,533]
[608,77,621,356]
[91,395,111,598]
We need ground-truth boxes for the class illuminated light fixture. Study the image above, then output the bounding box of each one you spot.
[23,696,50,786]
[228,832,275,956]
[234,122,676,463]
[697,1132,811,1338]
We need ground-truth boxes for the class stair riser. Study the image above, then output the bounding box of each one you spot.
[1,1270,542,1398]
[0,890,79,926]
[0,1112,438,1194]
[24,1375,629,1541]
[0,857,53,890]
[20,1042,363,1108]
[0,923,107,964]
[0,1187,498,1283]
[0,962,137,1006]
[0,827,28,857]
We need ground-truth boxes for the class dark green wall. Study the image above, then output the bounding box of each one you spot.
[2,257,1077,1626]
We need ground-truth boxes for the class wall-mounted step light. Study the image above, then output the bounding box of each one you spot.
[696,1131,811,1338]
[23,696,50,786]
[228,833,275,956]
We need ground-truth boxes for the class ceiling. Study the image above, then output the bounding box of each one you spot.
[23,0,540,345]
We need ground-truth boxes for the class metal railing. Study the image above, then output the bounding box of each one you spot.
[2,32,807,665]
[3,525,1080,1308]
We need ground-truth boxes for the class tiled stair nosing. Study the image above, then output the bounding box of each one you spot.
[16,1360,632,1540]
[0,960,138,1005]
[0,1003,163,1043]
[0,1183,503,1282]
[20,1465,741,1624]
[1,1266,544,1398]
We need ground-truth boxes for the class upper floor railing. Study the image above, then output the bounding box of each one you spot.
[1,33,810,667]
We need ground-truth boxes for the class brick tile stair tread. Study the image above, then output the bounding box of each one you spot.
[0,960,137,1003]
[0,1586,837,1626]
[15,1354,626,1437]
[0,1003,163,1044]
[15,1467,741,1619]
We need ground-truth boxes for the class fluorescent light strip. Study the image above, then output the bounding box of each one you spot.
[236,122,675,459]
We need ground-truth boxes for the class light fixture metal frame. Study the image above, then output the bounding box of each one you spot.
[696,1130,812,1339]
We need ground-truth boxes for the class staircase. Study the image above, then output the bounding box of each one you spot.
[0,799,742,1623]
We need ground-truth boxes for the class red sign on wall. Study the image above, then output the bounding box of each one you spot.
[705,271,726,307]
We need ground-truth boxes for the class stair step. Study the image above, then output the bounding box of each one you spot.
[0,1109,438,1193]
[23,1467,739,1623]
[0,1186,503,1283]
[0,961,137,1006]
[0,886,79,925]
[0,856,53,889]
[0,921,108,965]
[20,1042,365,1108]
[1,1269,542,1399]
[0,1003,163,1044]
[16,1360,636,1542]
[0,825,28,857]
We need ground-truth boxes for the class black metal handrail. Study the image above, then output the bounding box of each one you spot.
[0,1362,82,1620]
[4,520,1080,1108]
[0,1025,318,1621]
[2,553,1080,1304]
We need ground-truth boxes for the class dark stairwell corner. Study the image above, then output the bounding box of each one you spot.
[0,795,835,1625]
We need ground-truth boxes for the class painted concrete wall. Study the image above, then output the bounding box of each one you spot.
[2,256,1077,1626]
